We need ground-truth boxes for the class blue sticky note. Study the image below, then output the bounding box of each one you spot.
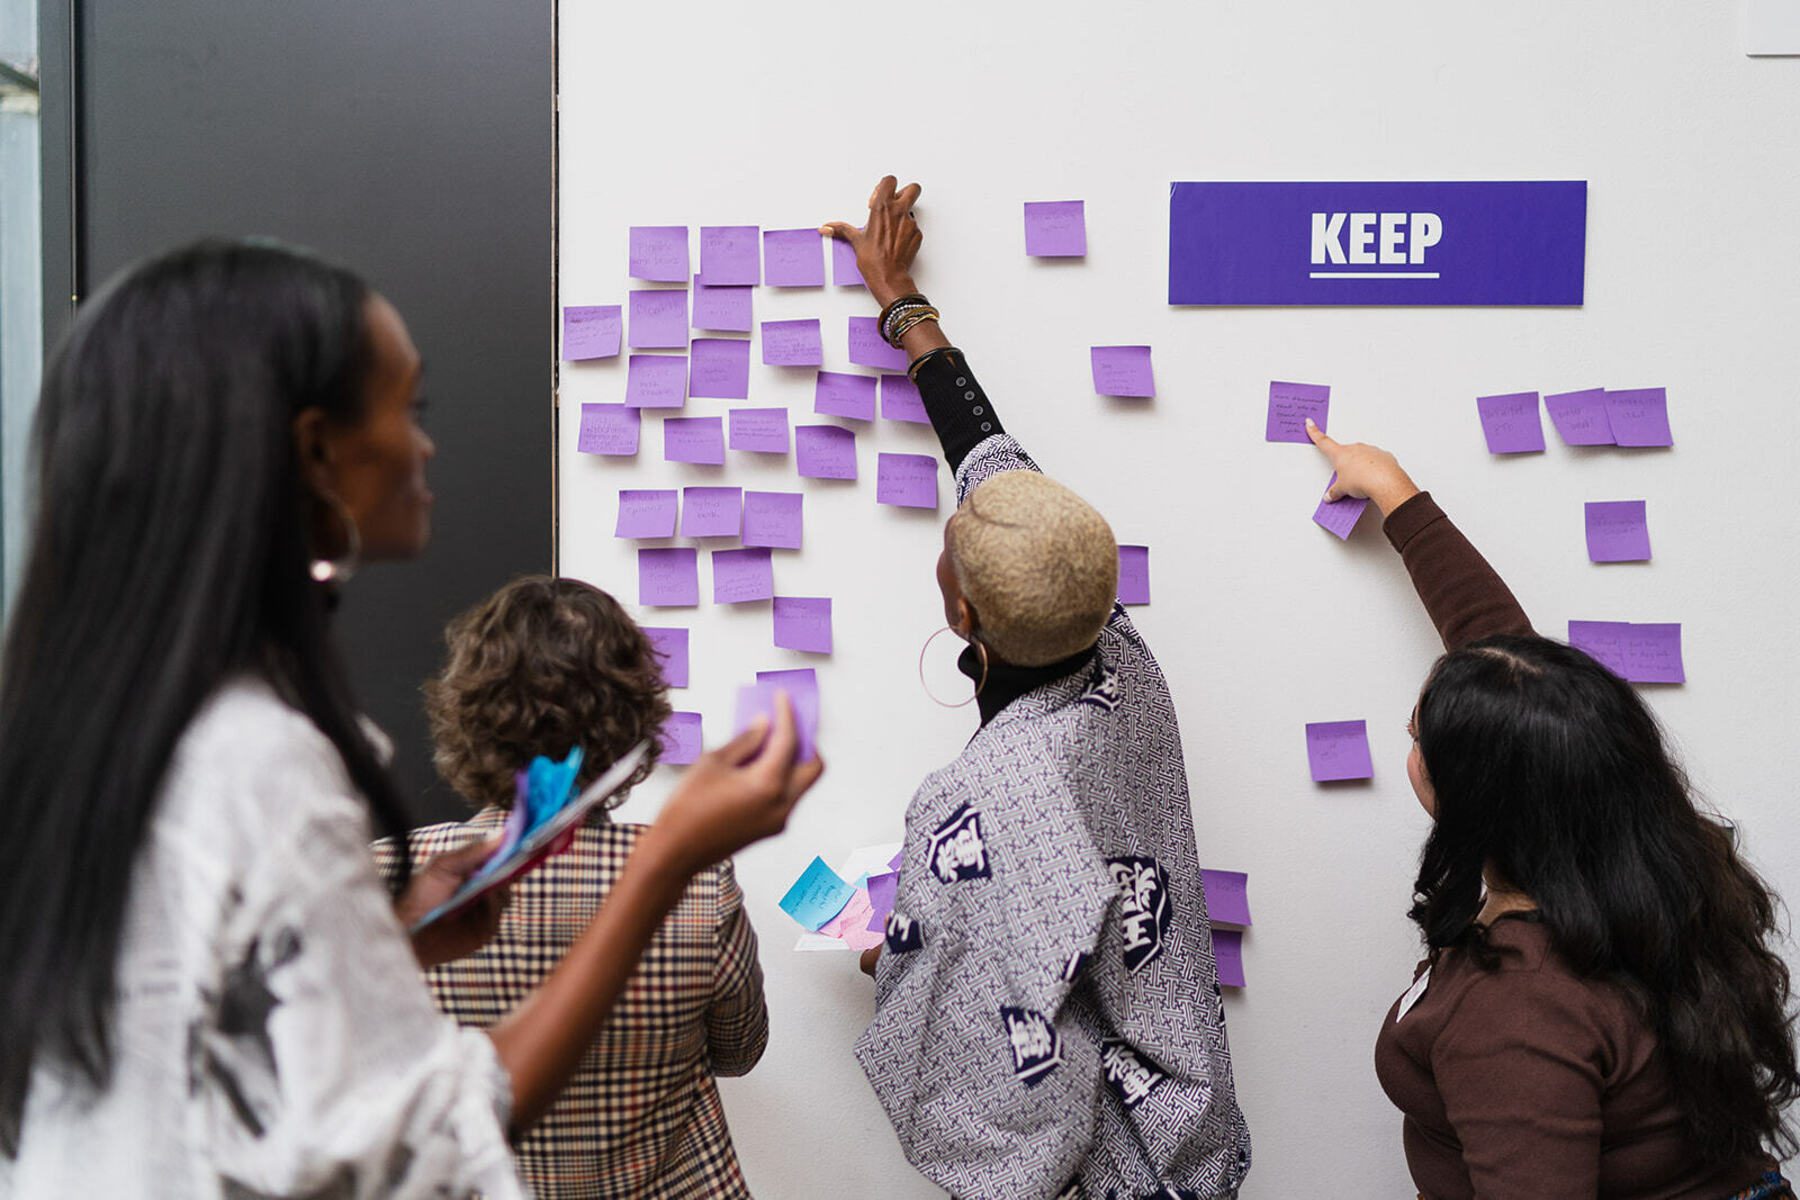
[778,855,856,931]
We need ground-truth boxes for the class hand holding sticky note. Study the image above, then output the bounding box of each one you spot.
[734,676,819,764]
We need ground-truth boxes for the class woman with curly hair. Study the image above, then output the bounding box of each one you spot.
[377,574,768,1200]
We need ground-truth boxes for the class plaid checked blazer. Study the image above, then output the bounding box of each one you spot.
[376,808,768,1199]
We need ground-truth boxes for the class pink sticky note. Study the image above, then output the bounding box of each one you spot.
[688,338,751,400]
[577,403,639,456]
[848,317,908,371]
[762,319,823,367]
[659,711,703,765]
[663,417,724,466]
[1090,346,1154,398]
[1306,720,1373,782]
[763,228,826,287]
[1118,545,1150,606]
[1312,473,1370,540]
[1212,929,1246,988]
[728,407,790,454]
[1023,200,1087,257]
[737,674,819,764]
[1604,388,1673,447]
[639,548,699,607]
[1267,381,1329,442]
[628,226,689,283]
[865,871,898,931]
[692,275,752,333]
[773,596,832,654]
[815,371,878,421]
[562,305,622,360]
[1585,500,1651,563]
[628,289,688,349]
[615,488,678,539]
[699,225,759,286]
[881,374,928,423]
[1476,392,1546,454]
[831,235,864,287]
[625,354,687,409]
[795,424,857,480]
[876,453,938,509]
[713,548,774,604]
[743,490,803,549]
[680,486,741,538]
[1201,869,1252,927]
[643,626,689,688]
[819,890,883,951]
[1544,388,1614,446]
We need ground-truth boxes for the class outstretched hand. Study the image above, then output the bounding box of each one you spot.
[1305,420,1422,518]
[821,176,923,307]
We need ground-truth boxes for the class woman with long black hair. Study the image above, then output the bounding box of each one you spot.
[1308,425,1797,1199]
[0,239,819,1198]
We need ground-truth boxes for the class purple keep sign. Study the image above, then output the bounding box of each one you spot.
[1312,473,1370,540]
[663,417,724,466]
[772,596,832,654]
[875,453,938,509]
[680,486,742,538]
[1117,545,1150,605]
[1476,392,1546,454]
[795,424,856,480]
[625,354,687,409]
[562,305,622,360]
[1544,388,1613,446]
[848,318,908,371]
[699,225,759,286]
[1267,381,1329,443]
[1201,869,1252,927]
[1305,720,1373,782]
[628,289,688,349]
[1604,388,1673,447]
[688,338,750,400]
[728,407,790,455]
[614,489,678,539]
[692,275,752,333]
[881,374,928,424]
[743,491,803,549]
[1584,501,1651,563]
[639,548,699,607]
[831,236,864,287]
[762,228,826,287]
[712,548,774,605]
[761,319,823,367]
[1090,346,1155,398]
[577,403,639,456]
[815,371,878,422]
[659,711,703,765]
[642,626,689,688]
[628,226,689,283]
[1023,200,1087,257]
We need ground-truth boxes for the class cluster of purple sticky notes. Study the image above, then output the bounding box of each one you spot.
[762,318,823,367]
[1568,620,1685,684]
[1117,545,1150,606]
[629,226,689,283]
[831,236,863,287]
[1212,929,1247,989]
[728,407,789,455]
[1023,200,1087,257]
[1267,381,1329,443]
[815,371,878,422]
[1544,387,1674,448]
[664,417,724,465]
[848,317,908,371]
[562,305,622,361]
[1476,392,1546,454]
[1312,473,1370,540]
[1305,719,1373,782]
[626,354,687,409]
[642,626,689,688]
[693,275,752,333]
[795,424,857,480]
[1201,869,1252,927]
[615,488,677,539]
[699,226,759,286]
[881,374,928,424]
[680,486,741,538]
[875,453,938,509]
[1585,500,1651,562]
[773,596,832,654]
[713,547,774,604]
[762,228,825,288]
[744,490,803,549]
[1091,346,1154,398]
[578,403,639,456]
[639,547,699,607]
[659,711,703,765]
[628,289,688,349]
[688,338,751,400]
[737,668,820,763]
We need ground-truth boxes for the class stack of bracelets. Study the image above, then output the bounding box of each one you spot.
[878,293,940,348]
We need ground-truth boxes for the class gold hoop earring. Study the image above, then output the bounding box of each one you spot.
[309,491,362,585]
[918,625,987,709]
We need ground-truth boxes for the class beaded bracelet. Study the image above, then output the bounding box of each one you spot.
[878,293,931,345]
[888,307,941,345]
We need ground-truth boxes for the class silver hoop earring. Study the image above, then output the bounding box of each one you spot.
[918,625,987,708]
[309,491,362,585]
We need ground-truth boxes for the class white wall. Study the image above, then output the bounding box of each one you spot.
[555,4,1800,1194]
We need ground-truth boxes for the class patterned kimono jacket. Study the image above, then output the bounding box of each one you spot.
[855,434,1252,1200]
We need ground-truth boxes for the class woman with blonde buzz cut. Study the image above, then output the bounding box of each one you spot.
[831,179,1250,1200]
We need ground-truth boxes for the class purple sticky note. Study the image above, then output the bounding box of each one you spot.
[680,485,742,538]
[1569,620,1684,684]
[687,337,750,400]
[1267,381,1329,442]
[577,403,640,456]
[699,225,759,286]
[1605,388,1673,447]
[659,711,702,765]
[1118,545,1150,606]
[692,275,752,333]
[743,490,803,549]
[625,354,687,409]
[639,547,699,607]
[628,226,689,283]
[728,407,790,455]
[795,424,857,480]
[1312,473,1370,540]
[773,596,832,654]
[1201,869,1252,927]
[628,289,688,350]
[1023,200,1087,257]
[881,374,928,424]
[1476,392,1546,454]
[815,371,878,422]
[1306,720,1373,782]
[876,453,938,509]
[713,547,774,604]
[1090,346,1155,398]
[1585,500,1651,563]
[663,417,725,466]
[643,626,689,688]
[738,673,820,764]
[1544,388,1614,446]
[562,305,622,361]
[1567,619,1631,677]
[864,871,897,932]
[762,228,826,287]
[849,317,908,371]
[614,488,678,539]
[831,235,864,287]
[762,319,823,367]
[1212,929,1246,989]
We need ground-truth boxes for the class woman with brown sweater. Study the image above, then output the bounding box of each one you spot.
[1308,424,1797,1200]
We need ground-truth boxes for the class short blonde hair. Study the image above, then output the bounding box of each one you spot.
[946,471,1117,667]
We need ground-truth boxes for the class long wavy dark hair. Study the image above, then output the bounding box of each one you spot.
[1411,634,1798,1163]
[0,240,415,1155]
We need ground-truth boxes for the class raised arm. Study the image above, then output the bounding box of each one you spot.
[1307,422,1532,650]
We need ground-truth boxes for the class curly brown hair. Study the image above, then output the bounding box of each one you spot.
[424,575,672,812]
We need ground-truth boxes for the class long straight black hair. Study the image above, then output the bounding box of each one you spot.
[1411,634,1798,1163]
[0,240,414,1155]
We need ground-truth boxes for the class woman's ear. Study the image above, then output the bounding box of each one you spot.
[957,597,979,641]
[291,406,336,493]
